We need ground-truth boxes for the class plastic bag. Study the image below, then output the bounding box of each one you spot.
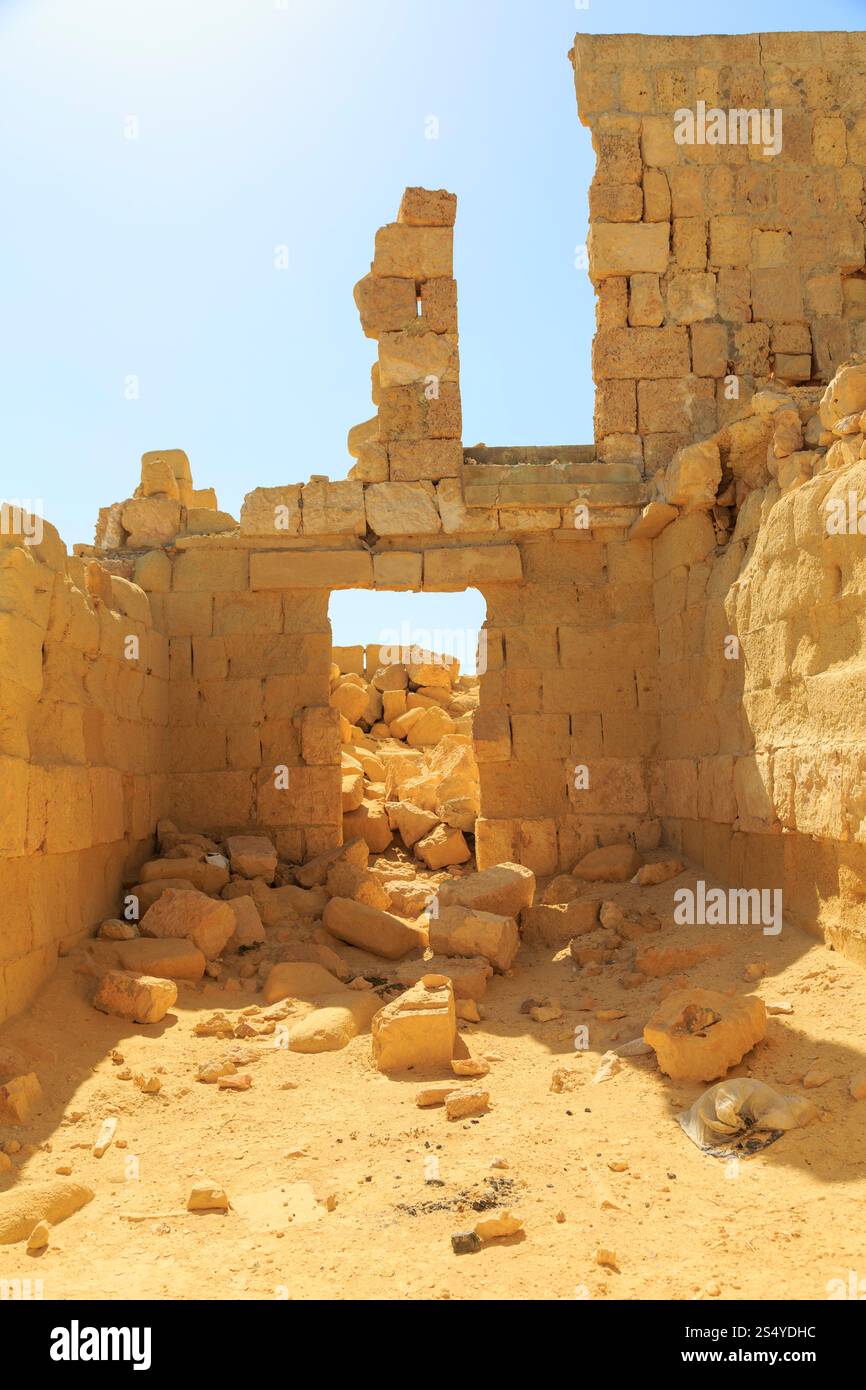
[678,1078,818,1157]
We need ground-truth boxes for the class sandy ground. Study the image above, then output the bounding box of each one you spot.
[2,860,866,1303]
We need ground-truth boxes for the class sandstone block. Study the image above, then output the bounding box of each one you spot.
[663,440,721,511]
[353,273,417,337]
[373,224,453,279]
[388,800,439,848]
[140,889,235,959]
[429,905,519,972]
[406,706,455,746]
[398,187,457,227]
[371,976,456,1073]
[323,897,424,959]
[436,862,536,919]
[92,970,177,1025]
[295,837,369,888]
[573,844,643,882]
[365,482,442,537]
[590,222,670,279]
[416,824,471,869]
[225,834,277,882]
[395,954,493,1000]
[287,992,381,1053]
[226,896,266,950]
[644,988,767,1083]
[139,857,229,894]
[424,544,522,589]
[114,936,206,980]
[262,961,346,1005]
[0,1073,43,1125]
[343,799,394,852]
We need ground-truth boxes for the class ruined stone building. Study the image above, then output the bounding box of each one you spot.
[1,30,865,1023]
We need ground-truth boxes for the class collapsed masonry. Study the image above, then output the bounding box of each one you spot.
[1,30,865,1026]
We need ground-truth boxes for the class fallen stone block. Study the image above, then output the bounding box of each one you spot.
[522,899,601,944]
[632,859,685,886]
[114,937,206,981]
[573,844,643,883]
[0,1073,43,1125]
[343,800,394,853]
[254,882,327,926]
[97,918,139,941]
[416,824,471,869]
[387,800,439,848]
[226,896,266,951]
[643,988,767,1083]
[225,834,277,882]
[140,889,235,958]
[187,1182,229,1213]
[127,878,198,914]
[323,897,424,960]
[286,992,381,1053]
[326,861,390,911]
[636,943,728,978]
[372,976,456,1072]
[429,905,519,972]
[262,961,346,1005]
[92,970,178,1025]
[0,1180,95,1244]
[295,837,369,888]
[139,857,229,894]
[474,1210,522,1242]
[395,954,493,1000]
[445,1087,489,1119]
[436,862,536,919]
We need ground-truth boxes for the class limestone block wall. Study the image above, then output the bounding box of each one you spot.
[144,517,658,879]
[571,31,866,477]
[652,459,866,952]
[0,520,169,1021]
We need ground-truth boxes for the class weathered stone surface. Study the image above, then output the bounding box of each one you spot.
[140,889,235,959]
[436,863,536,919]
[394,954,493,1000]
[429,905,520,972]
[287,992,381,1053]
[226,896,266,950]
[371,976,456,1072]
[573,844,643,883]
[295,837,369,888]
[0,1181,94,1244]
[139,857,229,895]
[92,970,177,1025]
[365,482,442,537]
[416,824,471,869]
[262,961,347,1005]
[323,897,425,959]
[0,1073,43,1125]
[225,835,277,882]
[644,989,767,1083]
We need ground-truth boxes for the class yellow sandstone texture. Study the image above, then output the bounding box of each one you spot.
[1,33,866,1034]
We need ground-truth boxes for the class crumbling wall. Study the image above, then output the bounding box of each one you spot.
[571,31,866,477]
[0,520,169,1020]
[570,32,866,956]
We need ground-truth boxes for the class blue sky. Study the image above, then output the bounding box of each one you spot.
[1,0,863,661]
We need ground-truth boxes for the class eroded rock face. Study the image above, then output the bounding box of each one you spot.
[643,988,767,1083]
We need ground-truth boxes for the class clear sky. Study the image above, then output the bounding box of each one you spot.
[1,0,863,663]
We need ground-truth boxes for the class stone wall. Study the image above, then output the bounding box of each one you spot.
[0,519,169,1019]
[571,31,866,477]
